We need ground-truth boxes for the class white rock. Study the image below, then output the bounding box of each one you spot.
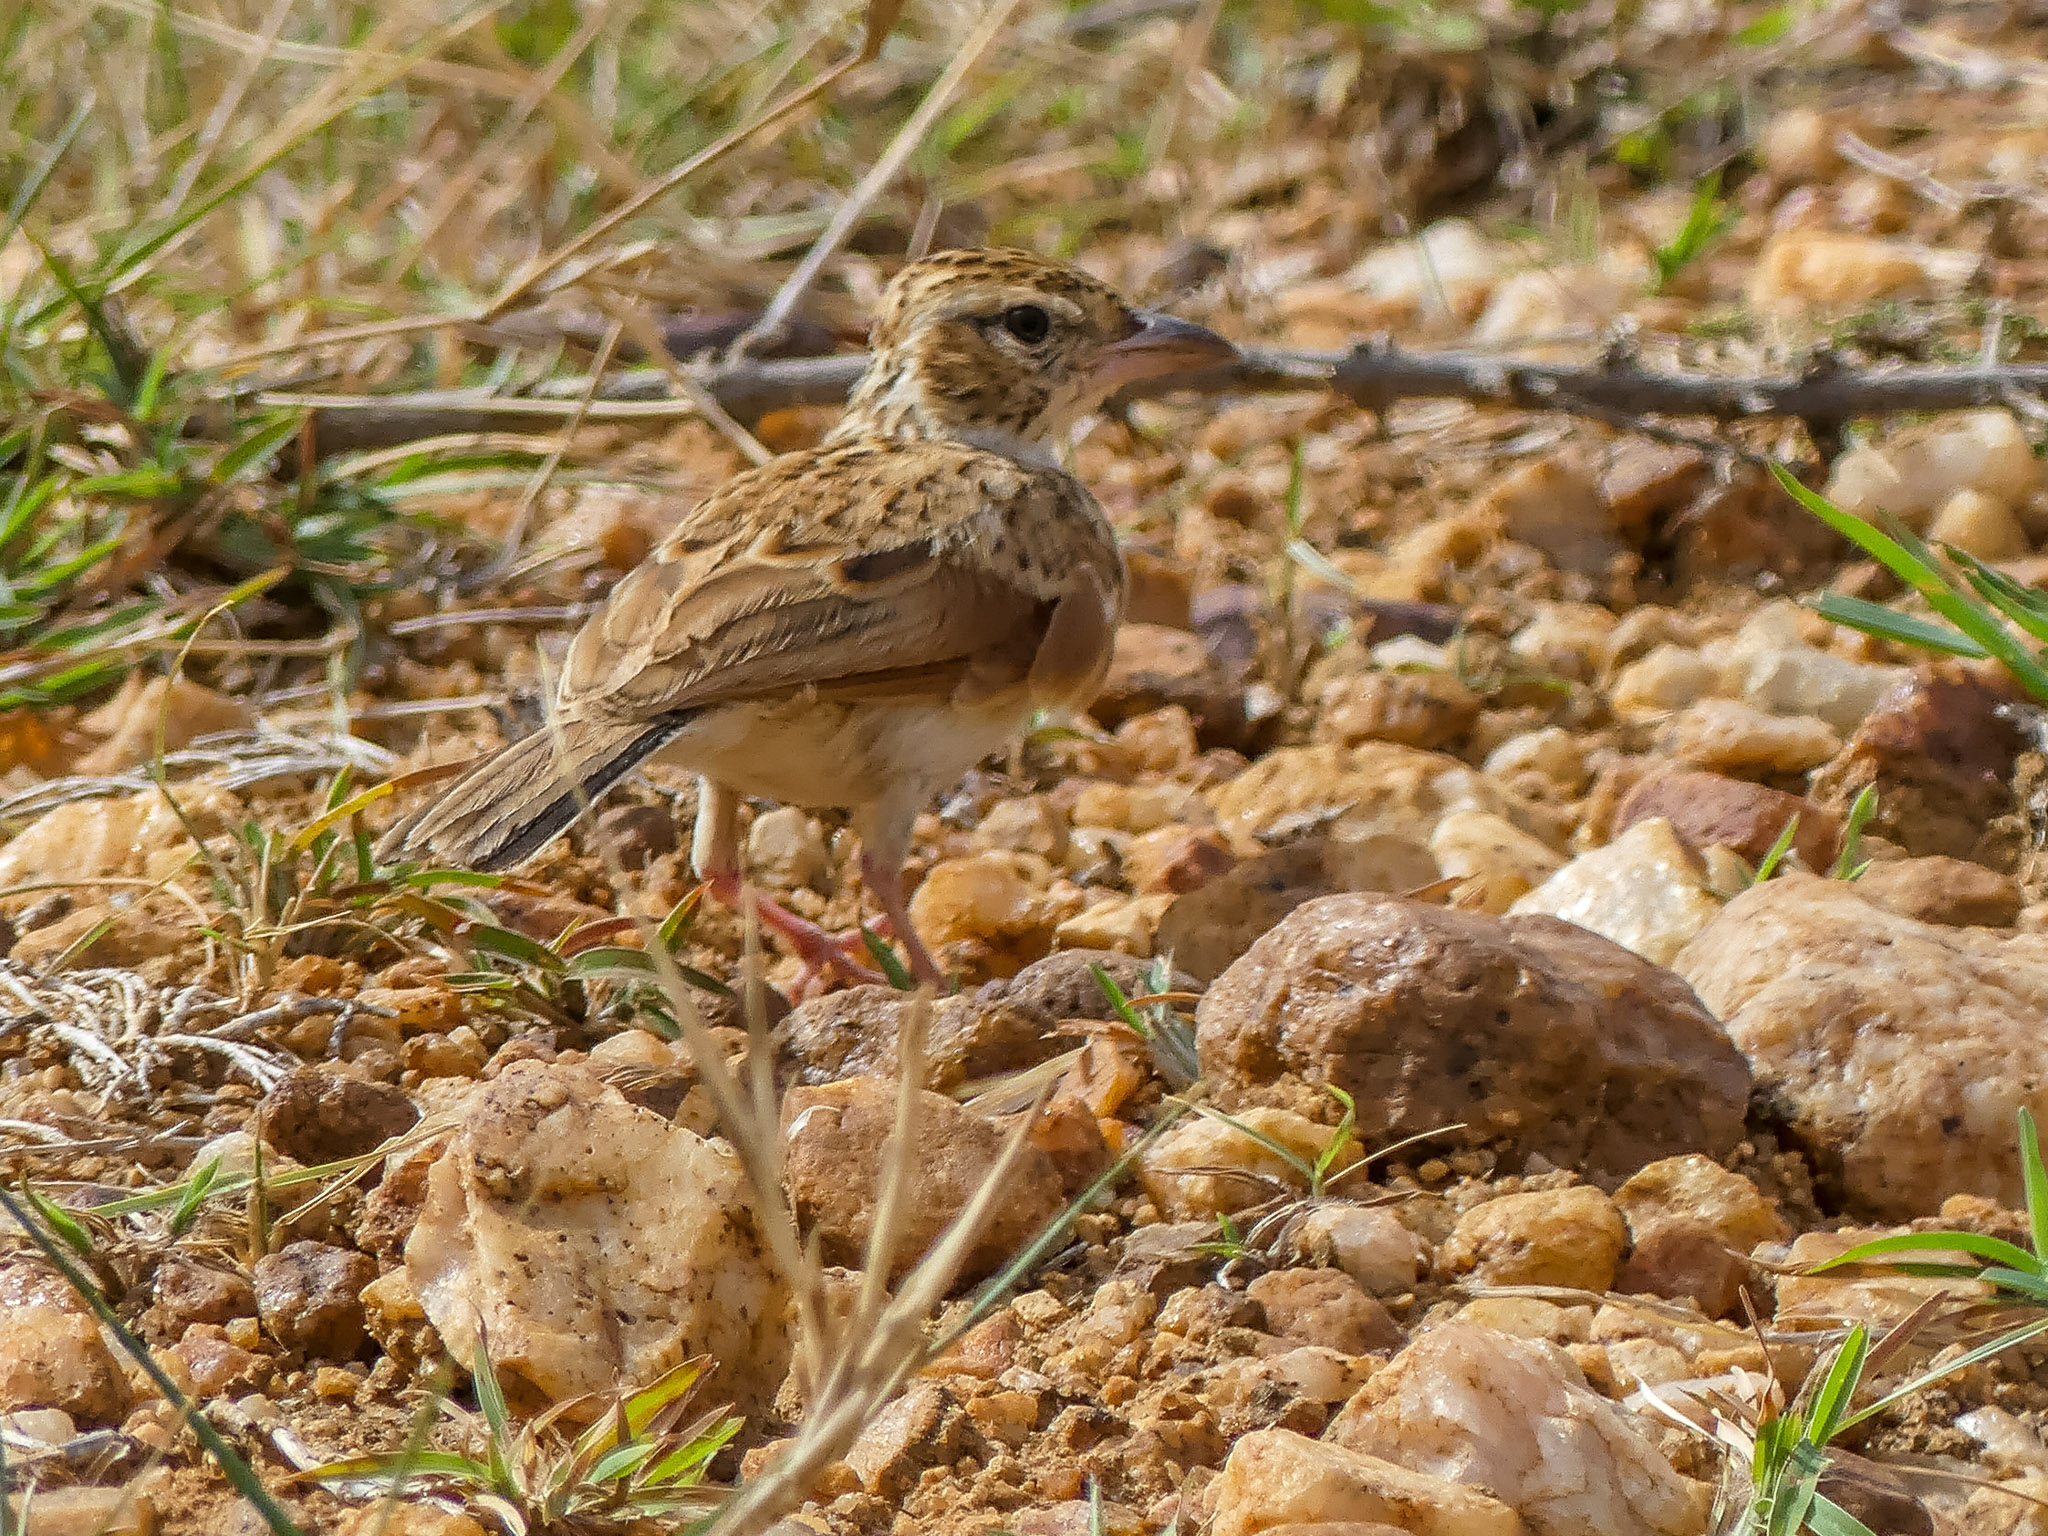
[1822,409,2039,531]
[1483,726,1591,792]
[405,1060,790,1415]
[1138,1106,1359,1221]
[1729,646,1906,734]
[1430,810,1567,914]
[1928,486,2031,559]
[1960,1405,2048,1476]
[1327,1323,1713,1536]
[1659,698,1841,774]
[1346,219,1501,316]
[1471,266,1639,349]
[1290,1202,1431,1296]
[1610,645,1719,719]
[1207,1426,1523,1536]
[1510,818,1725,967]
[746,805,829,888]
[1510,603,1619,684]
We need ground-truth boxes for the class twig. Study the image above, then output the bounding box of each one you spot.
[256,340,2048,465]
[735,0,1030,357]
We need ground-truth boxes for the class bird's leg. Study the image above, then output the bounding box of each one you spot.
[693,777,884,990]
[859,847,945,986]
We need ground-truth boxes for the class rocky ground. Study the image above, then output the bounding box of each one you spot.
[16,3,2048,1535]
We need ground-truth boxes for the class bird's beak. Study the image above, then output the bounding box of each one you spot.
[1087,309,1240,395]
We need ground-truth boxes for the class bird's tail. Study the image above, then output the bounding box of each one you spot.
[379,714,688,872]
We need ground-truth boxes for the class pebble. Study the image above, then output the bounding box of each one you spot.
[1206,741,1505,848]
[1511,817,1724,966]
[1287,1203,1430,1296]
[1678,874,2048,1219]
[403,1059,790,1416]
[746,805,829,888]
[0,1263,131,1424]
[1245,1267,1402,1354]
[782,1074,1067,1282]
[1615,767,1838,872]
[908,850,1073,972]
[1092,622,1244,748]
[1747,230,1975,313]
[1207,1426,1522,1536]
[0,786,239,887]
[1474,454,1622,578]
[1609,644,1719,718]
[1327,1323,1713,1536]
[1438,1185,1627,1291]
[1507,602,1617,684]
[593,802,679,868]
[4,1485,155,1536]
[258,1066,419,1165]
[1428,810,1565,914]
[1138,1106,1361,1220]
[1612,1154,1787,1317]
[1197,895,1749,1178]
[1659,697,1841,775]
[1823,409,2039,531]
[1482,725,1589,793]
[1928,486,2031,559]
[337,1507,490,1536]
[252,1241,375,1359]
[1313,667,1480,752]
[149,1257,255,1333]
[1853,855,2023,927]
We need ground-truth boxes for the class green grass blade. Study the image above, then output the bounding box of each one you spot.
[1806,1492,1881,1536]
[1807,593,1987,658]
[1806,1324,1868,1445]
[1949,548,2048,646]
[1832,786,1878,880]
[2020,1108,2048,1269]
[1814,1229,2040,1272]
[1751,815,1800,883]
[860,925,916,990]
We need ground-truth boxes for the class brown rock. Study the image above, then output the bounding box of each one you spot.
[1815,1450,1934,1536]
[1850,854,2022,927]
[1809,668,2025,861]
[782,1076,1067,1283]
[1600,442,1709,540]
[1439,1186,1627,1291]
[259,1066,419,1166]
[1245,1268,1402,1355]
[1615,767,1838,871]
[1124,547,1195,630]
[1196,895,1749,1177]
[1092,622,1245,748]
[252,1241,375,1358]
[0,1263,130,1424]
[3,1485,155,1536]
[1314,670,1480,752]
[1660,463,1844,588]
[169,1323,265,1396]
[150,1257,255,1334]
[594,803,680,868]
[1125,825,1236,894]
[1474,454,1621,578]
[1611,1155,1786,1318]
[1154,843,1331,984]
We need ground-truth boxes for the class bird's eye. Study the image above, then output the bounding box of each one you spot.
[1000,304,1050,344]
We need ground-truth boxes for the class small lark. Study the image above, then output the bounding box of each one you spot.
[386,248,1237,984]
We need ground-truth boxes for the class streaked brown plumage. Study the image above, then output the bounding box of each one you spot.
[383,248,1238,984]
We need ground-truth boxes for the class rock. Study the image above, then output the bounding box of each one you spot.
[1659,698,1841,775]
[1287,1204,1431,1297]
[1608,644,1718,718]
[1153,843,1331,984]
[1661,464,1844,588]
[1747,231,1975,313]
[1929,487,2031,559]
[1123,825,1235,894]
[1438,1186,1627,1291]
[1506,603,1616,685]
[1092,623,1243,747]
[1600,442,1710,540]
[1853,855,2022,927]
[1197,895,1748,1178]
[1472,267,1636,352]
[593,803,678,869]
[1342,218,1502,320]
[258,1067,418,1166]
[1474,454,1621,577]
[1327,1324,1713,1536]
[1760,106,1847,181]
[1615,768,1838,871]
[76,672,251,773]
[0,786,237,886]
[842,1380,968,1498]
[168,1324,263,1395]
[0,1263,130,1423]
[1509,818,1724,967]
[1482,727,1589,795]
[973,794,1070,861]
[4,1485,155,1536]
[1810,668,2024,861]
[150,1257,255,1334]
[1815,1451,1936,1536]
[404,1060,790,1414]
[1822,410,2039,532]
[1207,1427,1523,1536]
[1138,1106,1360,1221]
[1729,639,1906,737]
[1428,812,1565,915]
[908,850,1070,974]
[252,1241,374,1359]
[1206,741,1505,849]
[1314,669,1480,752]
[783,1075,1066,1283]
[1677,874,2048,1219]
[1245,1268,1402,1355]
[746,806,829,888]
[1774,1227,1987,1329]
[1612,1155,1786,1317]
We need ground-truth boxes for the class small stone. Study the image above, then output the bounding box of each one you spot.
[168,1324,263,1396]
[1613,1155,1787,1317]
[1197,895,1749,1178]
[1600,441,1710,538]
[908,850,1066,972]
[1760,106,1846,181]
[337,1507,491,1536]
[783,1076,1066,1283]
[1506,602,1617,685]
[1092,623,1243,748]
[402,1025,490,1080]
[1287,1204,1430,1296]
[1482,726,1589,794]
[252,1241,374,1359]
[259,1066,419,1165]
[1748,231,1973,314]
[1245,1268,1402,1355]
[1474,454,1620,577]
[1615,767,1838,871]
[1050,892,1171,955]
[4,1485,155,1536]
[747,806,829,889]
[0,1263,130,1424]
[972,795,1070,861]
[1207,1427,1522,1536]
[1853,855,2022,927]
[0,787,237,887]
[1659,698,1841,775]
[1123,825,1234,895]
[1823,409,2038,531]
[1206,741,1505,850]
[1327,1324,1712,1536]
[150,1257,255,1333]
[77,673,251,774]
[1509,818,1724,968]
[1428,810,1566,914]
[1314,669,1480,751]
[1928,487,2030,559]
[593,803,678,869]
[1439,1186,1627,1291]
[1609,644,1718,718]
[1153,843,1331,984]
[1138,1107,1360,1221]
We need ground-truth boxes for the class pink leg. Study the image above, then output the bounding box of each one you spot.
[705,871,886,989]
[859,850,946,987]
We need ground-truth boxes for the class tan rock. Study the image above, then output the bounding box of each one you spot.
[1138,1106,1361,1221]
[5,1485,155,1536]
[337,1507,490,1536]
[1197,895,1748,1179]
[1509,818,1724,967]
[0,1263,130,1424]
[1206,741,1505,847]
[1482,727,1590,794]
[1429,811,1566,914]
[746,805,829,888]
[1314,668,1480,752]
[1823,410,2038,532]
[0,786,238,886]
[1207,1427,1525,1536]
[76,673,251,773]
[909,850,1070,971]
[1599,442,1710,541]
[1613,1154,1787,1316]
[1659,697,1841,775]
[1327,1324,1712,1536]
[1092,623,1243,747]
[1853,855,2022,927]
[1759,106,1847,181]
[1439,1186,1627,1291]
[404,1060,790,1414]
[1678,875,2048,1219]
[1288,1203,1431,1297]
[1748,231,1974,313]
[1474,455,1621,577]
[1609,644,1719,718]
[1247,1267,1402,1355]
[1507,602,1618,685]
[1929,487,2030,559]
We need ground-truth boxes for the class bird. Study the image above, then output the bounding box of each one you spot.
[382,247,1239,986]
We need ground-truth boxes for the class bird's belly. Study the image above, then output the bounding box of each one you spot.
[657,694,1026,811]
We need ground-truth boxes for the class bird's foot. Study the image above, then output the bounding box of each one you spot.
[706,875,886,991]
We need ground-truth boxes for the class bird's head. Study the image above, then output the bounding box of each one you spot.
[832,248,1238,459]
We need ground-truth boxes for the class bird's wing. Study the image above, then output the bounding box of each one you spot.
[559,439,1116,721]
